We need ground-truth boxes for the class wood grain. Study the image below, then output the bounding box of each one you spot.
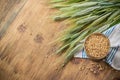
[0,0,27,39]
[0,0,120,80]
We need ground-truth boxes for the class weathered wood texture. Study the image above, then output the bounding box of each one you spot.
[0,0,120,80]
[0,0,27,39]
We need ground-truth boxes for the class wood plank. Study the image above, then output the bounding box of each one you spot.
[0,0,18,23]
[0,0,28,39]
[0,0,120,80]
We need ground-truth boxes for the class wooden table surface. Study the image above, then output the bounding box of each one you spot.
[0,0,120,80]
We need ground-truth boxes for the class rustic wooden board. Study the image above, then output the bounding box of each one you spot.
[0,0,120,80]
[0,0,27,39]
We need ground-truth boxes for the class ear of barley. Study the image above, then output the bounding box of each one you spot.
[108,10,120,21]
[71,6,100,18]
[87,12,112,29]
[56,43,70,55]
[59,2,99,11]
[63,44,83,66]
[76,16,99,25]
[51,0,120,66]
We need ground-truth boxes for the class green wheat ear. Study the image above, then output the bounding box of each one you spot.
[51,0,120,66]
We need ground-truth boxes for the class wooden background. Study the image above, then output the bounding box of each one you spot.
[0,0,120,80]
